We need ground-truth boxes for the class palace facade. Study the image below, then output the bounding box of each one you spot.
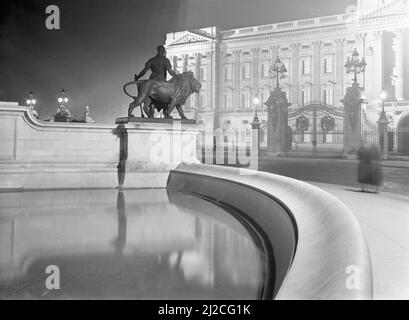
[165,0,409,151]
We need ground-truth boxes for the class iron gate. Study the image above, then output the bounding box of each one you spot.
[288,104,344,151]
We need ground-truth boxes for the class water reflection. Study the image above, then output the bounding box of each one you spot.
[111,191,126,255]
[0,189,264,299]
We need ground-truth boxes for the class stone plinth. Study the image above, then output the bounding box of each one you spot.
[113,117,200,189]
[265,87,291,156]
[0,102,200,190]
[341,83,363,159]
[378,111,389,160]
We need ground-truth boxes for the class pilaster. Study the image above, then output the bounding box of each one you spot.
[290,43,300,106]
[312,41,322,102]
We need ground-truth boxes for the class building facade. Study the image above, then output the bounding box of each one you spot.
[165,0,409,152]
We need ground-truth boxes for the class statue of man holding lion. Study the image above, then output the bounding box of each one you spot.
[124,45,201,119]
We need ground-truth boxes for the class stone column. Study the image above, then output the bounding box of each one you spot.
[341,83,363,158]
[378,111,389,159]
[265,87,291,155]
[250,115,260,170]
[372,31,384,99]
[205,51,212,110]
[290,43,300,106]
[194,53,201,108]
[182,54,188,72]
[233,50,241,109]
[312,41,322,103]
[334,38,345,105]
[393,28,405,101]
[211,40,221,113]
[170,55,177,73]
[251,48,260,100]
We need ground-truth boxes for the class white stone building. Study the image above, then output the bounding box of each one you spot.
[165,0,409,152]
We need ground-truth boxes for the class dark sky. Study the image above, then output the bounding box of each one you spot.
[0,0,353,122]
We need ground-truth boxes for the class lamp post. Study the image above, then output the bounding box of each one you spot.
[250,96,261,169]
[269,56,287,88]
[26,91,39,118]
[344,48,366,85]
[55,89,72,122]
[341,49,366,158]
[57,88,69,110]
[253,97,260,122]
[378,91,389,159]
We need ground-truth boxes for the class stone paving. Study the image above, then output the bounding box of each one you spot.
[255,156,409,299]
[311,182,409,300]
[258,156,409,197]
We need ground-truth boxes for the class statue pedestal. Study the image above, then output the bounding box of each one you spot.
[113,117,200,188]
[341,83,363,159]
[265,87,291,156]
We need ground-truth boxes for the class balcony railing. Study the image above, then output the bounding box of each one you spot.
[221,12,357,39]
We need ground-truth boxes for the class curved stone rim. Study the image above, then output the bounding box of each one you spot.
[167,163,373,300]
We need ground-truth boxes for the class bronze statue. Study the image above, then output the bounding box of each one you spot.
[124,45,201,119]
[134,45,177,82]
[124,71,201,119]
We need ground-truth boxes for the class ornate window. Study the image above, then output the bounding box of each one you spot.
[224,92,232,109]
[241,90,250,109]
[241,62,251,80]
[323,84,334,106]
[323,55,334,73]
[224,64,232,80]
[301,87,312,105]
[176,58,183,69]
[301,57,311,75]
[261,61,270,78]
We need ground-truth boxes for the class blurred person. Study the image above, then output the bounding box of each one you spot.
[357,144,371,192]
[368,144,383,193]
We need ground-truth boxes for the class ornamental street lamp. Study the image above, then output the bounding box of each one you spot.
[251,96,261,161]
[55,88,72,122]
[26,91,39,118]
[57,88,69,110]
[253,96,260,121]
[26,91,36,107]
[344,48,366,84]
[269,56,287,88]
[380,91,387,112]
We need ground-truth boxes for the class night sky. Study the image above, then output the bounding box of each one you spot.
[0,0,353,122]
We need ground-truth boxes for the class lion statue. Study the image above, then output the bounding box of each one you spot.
[123,71,201,119]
